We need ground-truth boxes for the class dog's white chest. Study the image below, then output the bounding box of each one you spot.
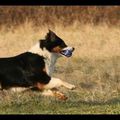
[29,43,59,76]
[44,53,59,76]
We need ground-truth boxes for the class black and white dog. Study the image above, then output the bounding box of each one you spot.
[0,30,75,100]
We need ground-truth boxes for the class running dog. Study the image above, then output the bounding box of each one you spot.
[0,30,75,100]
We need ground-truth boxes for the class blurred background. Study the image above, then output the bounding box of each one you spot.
[0,6,120,27]
[0,6,120,114]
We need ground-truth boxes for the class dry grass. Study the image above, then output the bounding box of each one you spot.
[0,22,120,114]
[0,21,120,58]
[0,6,120,27]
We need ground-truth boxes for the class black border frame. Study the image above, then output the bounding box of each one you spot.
[0,114,120,120]
[0,0,120,5]
[0,0,120,120]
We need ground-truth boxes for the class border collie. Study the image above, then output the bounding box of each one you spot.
[0,30,75,100]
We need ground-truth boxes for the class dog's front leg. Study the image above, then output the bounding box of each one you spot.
[44,77,76,90]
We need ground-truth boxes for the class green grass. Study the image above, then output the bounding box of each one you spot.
[0,56,120,114]
[0,23,120,114]
[1,93,120,114]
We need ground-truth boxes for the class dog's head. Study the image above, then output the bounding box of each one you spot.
[40,30,75,57]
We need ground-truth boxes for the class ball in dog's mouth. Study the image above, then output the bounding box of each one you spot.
[60,47,75,57]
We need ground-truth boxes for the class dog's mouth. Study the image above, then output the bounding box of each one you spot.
[60,47,75,57]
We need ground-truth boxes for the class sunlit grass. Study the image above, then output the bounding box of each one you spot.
[0,22,120,114]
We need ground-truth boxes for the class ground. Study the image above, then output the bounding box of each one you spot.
[0,23,120,114]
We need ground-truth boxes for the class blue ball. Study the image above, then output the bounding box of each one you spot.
[61,49,72,57]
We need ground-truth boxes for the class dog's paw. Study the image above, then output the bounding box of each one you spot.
[69,84,76,90]
[59,94,68,101]
[53,91,68,101]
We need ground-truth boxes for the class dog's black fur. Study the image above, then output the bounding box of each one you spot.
[0,52,51,90]
[0,30,68,90]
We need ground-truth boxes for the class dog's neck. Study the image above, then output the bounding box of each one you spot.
[28,42,60,76]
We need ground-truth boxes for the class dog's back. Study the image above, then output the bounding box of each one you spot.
[0,52,50,89]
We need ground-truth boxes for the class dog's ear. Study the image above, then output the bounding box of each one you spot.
[48,29,54,34]
[49,30,56,37]
[48,29,52,33]
[46,29,56,41]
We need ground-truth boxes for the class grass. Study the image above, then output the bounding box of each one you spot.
[0,22,120,114]
[0,6,120,27]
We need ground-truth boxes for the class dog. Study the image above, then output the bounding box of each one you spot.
[0,30,75,100]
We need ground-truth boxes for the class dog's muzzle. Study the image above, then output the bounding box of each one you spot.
[60,47,75,57]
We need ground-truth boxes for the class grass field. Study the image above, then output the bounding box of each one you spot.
[0,22,120,114]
